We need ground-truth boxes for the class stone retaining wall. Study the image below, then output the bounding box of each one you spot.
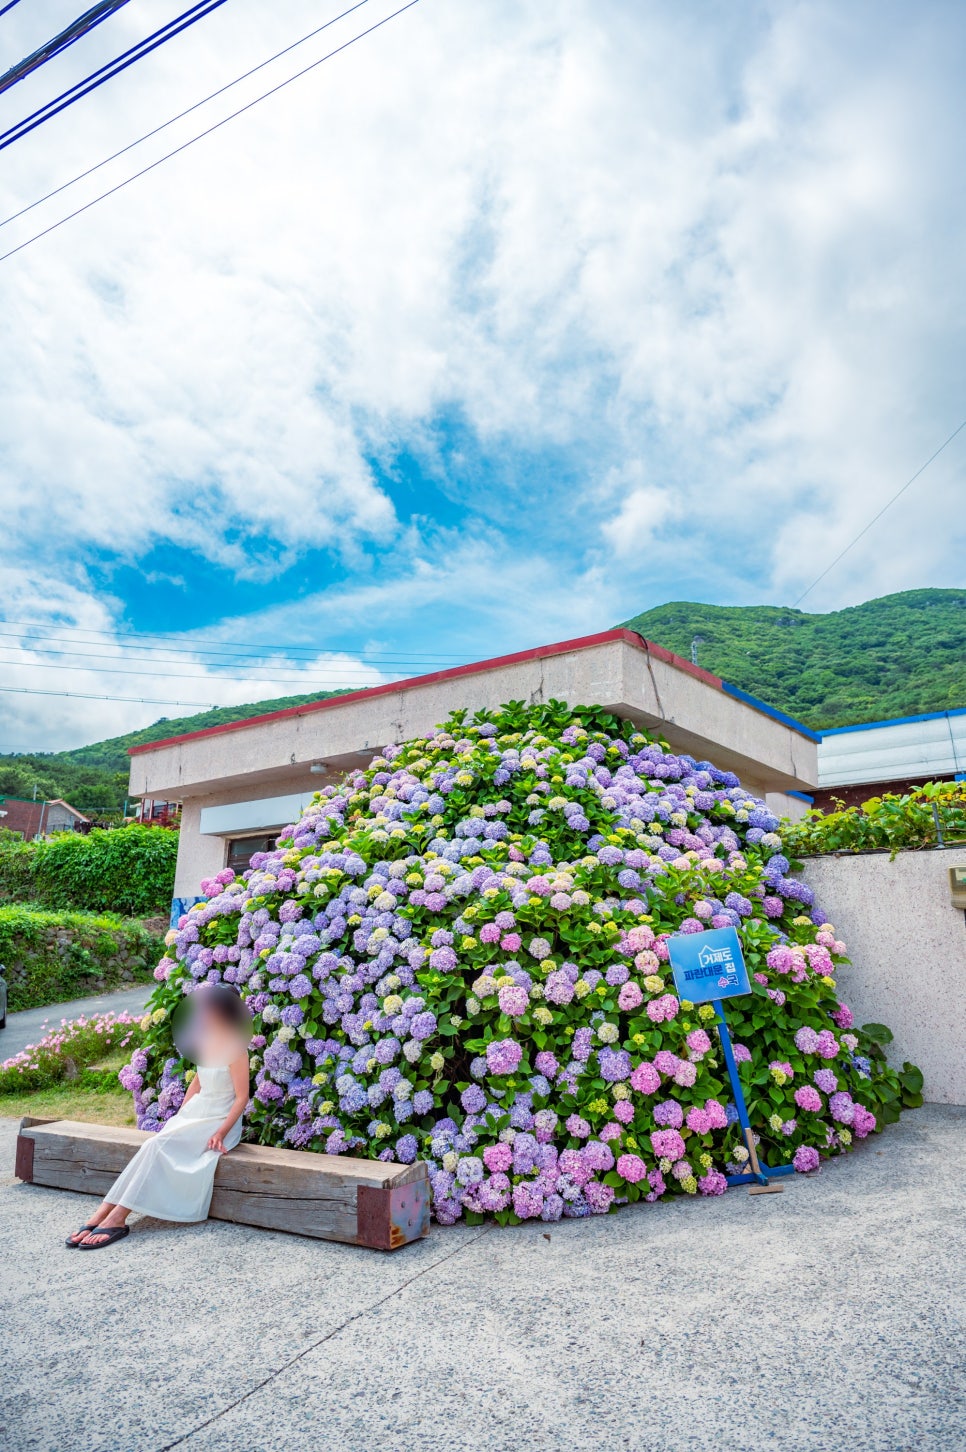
[0,909,164,1013]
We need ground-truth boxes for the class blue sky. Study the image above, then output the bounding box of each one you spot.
[1,0,965,749]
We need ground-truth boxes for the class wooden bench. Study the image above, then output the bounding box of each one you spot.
[15,1117,430,1251]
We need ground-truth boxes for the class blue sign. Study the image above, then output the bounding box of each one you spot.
[667,925,751,1004]
[170,896,203,929]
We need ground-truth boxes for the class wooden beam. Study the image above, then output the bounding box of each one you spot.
[16,1118,430,1250]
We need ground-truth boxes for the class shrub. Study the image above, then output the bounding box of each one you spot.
[0,1011,144,1092]
[128,700,912,1225]
[784,780,966,859]
[0,906,165,1012]
[0,824,177,916]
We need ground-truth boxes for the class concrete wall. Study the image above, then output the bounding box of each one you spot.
[802,847,966,1105]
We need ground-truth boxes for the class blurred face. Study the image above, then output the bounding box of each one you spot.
[173,992,251,1065]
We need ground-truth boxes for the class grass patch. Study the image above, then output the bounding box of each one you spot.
[0,1083,135,1126]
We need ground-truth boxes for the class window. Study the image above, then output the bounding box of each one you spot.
[226,834,278,875]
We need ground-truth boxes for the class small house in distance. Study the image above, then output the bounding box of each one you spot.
[0,797,90,839]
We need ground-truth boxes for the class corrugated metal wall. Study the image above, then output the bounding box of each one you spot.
[818,710,966,787]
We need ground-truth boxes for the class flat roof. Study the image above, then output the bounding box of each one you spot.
[128,628,819,757]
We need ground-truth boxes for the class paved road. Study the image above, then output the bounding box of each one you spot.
[0,1104,963,1451]
[0,985,155,1060]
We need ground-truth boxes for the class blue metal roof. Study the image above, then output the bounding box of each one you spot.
[819,706,966,737]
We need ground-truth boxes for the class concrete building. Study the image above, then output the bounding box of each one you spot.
[127,628,820,918]
[814,707,966,810]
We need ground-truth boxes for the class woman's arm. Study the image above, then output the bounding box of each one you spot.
[181,1073,201,1109]
[206,1053,250,1154]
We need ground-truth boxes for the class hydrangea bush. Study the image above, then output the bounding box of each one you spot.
[124,700,916,1225]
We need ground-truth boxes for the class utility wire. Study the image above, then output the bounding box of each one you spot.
[0,0,29,18]
[0,620,465,661]
[0,656,409,685]
[794,416,966,606]
[0,684,220,707]
[0,642,461,671]
[0,0,423,266]
[0,0,132,97]
[0,0,232,151]
[0,0,370,232]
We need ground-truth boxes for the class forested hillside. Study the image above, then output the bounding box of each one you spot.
[0,689,348,817]
[621,588,966,729]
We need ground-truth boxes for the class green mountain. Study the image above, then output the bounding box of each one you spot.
[620,588,966,729]
[0,690,349,818]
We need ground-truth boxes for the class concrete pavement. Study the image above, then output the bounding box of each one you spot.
[0,985,155,1061]
[0,1104,963,1451]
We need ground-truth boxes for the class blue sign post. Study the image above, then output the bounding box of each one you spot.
[667,926,795,1192]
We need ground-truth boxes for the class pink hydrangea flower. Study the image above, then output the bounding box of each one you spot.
[653,1050,680,1075]
[698,1170,728,1196]
[613,1100,634,1124]
[618,982,644,1012]
[650,1129,686,1161]
[629,1061,661,1094]
[686,1029,712,1057]
[616,1153,647,1183]
[794,1085,823,1112]
[498,985,529,1017]
[704,1100,729,1130]
[816,1030,840,1060]
[482,1143,513,1173]
[793,1145,820,1173]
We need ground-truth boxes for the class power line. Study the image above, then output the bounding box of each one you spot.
[0,617,466,659]
[0,0,29,17]
[0,0,232,152]
[0,0,423,266]
[0,684,220,707]
[0,636,461,670]
[0,655,407,685]
[0,621,467,662]
[0,0,370,232]
[0,0,132,98]
[0,641,456,673]
[794,416,966,606]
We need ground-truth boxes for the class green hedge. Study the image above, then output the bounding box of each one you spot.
[784,780,966,859]
[0,905,165,1013]
[0,824,177,917]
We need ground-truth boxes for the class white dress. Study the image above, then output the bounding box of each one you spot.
[106,1063,243,1223]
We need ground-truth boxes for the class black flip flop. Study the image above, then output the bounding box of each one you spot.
[65,1225,100,1247]
[76,1224,130,1250]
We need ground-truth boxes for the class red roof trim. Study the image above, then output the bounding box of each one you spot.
[128,629,724,757]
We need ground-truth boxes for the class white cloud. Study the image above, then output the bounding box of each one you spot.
[0,0,964,748]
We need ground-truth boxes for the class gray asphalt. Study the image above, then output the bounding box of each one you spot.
[0,1104,963,1452]
[0,985,155,1061]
